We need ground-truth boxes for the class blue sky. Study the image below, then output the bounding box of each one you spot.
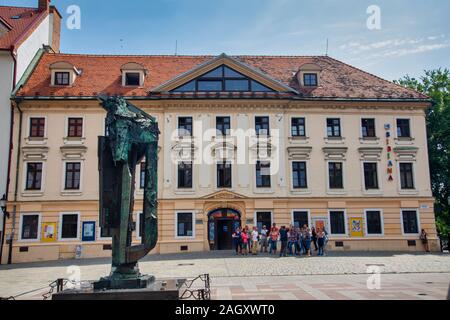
[2,0,449,81]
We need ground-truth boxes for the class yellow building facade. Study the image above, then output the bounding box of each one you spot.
[1,53,438,263]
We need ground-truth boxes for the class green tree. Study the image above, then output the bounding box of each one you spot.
[395,69,450,236]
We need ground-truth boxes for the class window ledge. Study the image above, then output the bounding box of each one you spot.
[362,189,383,196]
[61,191,83,196]
[63,137,86,145]
[399,190,419,196]
[290,190,312,195]
[174,189,196,195]
[25,137,48,145]
[324,137,345,144]
[326,190,347,196]
[395,137,415,145]
[288,136,310,144]
[254,188,275,194]
[21,191,44,197]
[359,137,380,145]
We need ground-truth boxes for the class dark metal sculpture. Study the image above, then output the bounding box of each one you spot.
[95,96,159,290]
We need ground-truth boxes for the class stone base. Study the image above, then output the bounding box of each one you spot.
[93,274,155,290]
[52,279,185,300]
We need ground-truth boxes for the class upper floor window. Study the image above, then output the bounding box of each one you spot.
[140,162,146,189]
[54,72,70,86]
[397,119,411,138]
[303,73,318,86]
[64,162,81,190]
[327,118,341,137]
[30,117,45,138]
[217,162,232,188]
[328,162,343,189]
[363,162,379,190]
[173,65,274,92]
[256,161,271,188]
[68,118,83,138]
[361,118,376,138]
[26,162,43,190]
[291,117,306,137]
[178,161,193,189]
[178,117,193,137]
[399,163,414,189]
[255,116,270,136]
[125,72,141,86]
[216,116,230,136]
[292,161,307,189]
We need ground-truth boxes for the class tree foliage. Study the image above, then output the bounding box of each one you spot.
[395,69,450,235]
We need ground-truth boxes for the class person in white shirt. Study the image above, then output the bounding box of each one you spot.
[251,226,259,255]
[260,225,268,253]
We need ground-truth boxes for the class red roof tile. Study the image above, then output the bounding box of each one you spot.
[0,6,49,50]
[16,52,428,100]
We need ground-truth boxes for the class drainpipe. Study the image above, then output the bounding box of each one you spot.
[7,98,23,265]
[0,49,17,264]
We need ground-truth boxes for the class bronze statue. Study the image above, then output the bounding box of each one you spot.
[95,96,160,290]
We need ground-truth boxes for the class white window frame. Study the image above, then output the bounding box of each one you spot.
[176,115,194,138]
[291,209,311,228]
[254,160,273,192]
[327,209,348,237]
[26,115,48,144]
[397,161,417,193]
[361,161,382,194]
[254,114,271,137]
[400,208,421,236]
[215,160,233,190]
[58,212,81,241]
[326,160,346,194]
[359,117,378,139]
[325,116,343,138]
[254,210,274,229]
[51,69,74,87]
[18,213,42,242]
[22,161,45,194]
[61,160,84,194]
[122,70,145,87]
[135,211,144,241]
[290,116,307,138]
[290,160,310,192]
[175,211,196,239]
[364,209,384,236]
[176,160,195,191]
[215,114,232,137]
[97,226,112,241]
[394,116,413,139]
[64,115,86,140]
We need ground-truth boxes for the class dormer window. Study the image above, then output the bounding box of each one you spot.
[54,72,70,86]
[125,72,141,86]
[303,73,318,86]
[121,62,147,87]
[297,63,322,87]
[50,61,79,86]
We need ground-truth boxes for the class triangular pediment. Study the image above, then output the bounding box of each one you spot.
[202,190,248,200]
[151,53,297,93]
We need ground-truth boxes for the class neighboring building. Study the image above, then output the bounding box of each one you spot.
[0,0,61,261]
[2,51,438,263]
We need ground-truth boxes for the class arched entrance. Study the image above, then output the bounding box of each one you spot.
[208,208,241,250]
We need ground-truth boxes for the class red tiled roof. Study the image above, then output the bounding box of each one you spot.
[16,52,429,100]
[0,6,48,50]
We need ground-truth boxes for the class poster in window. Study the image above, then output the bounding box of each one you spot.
[42,222,57,242]
[82,221,96,242]
[350,218,363,237]
[311,218,328,234]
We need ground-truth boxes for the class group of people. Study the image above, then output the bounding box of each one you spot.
[232,223,329,257]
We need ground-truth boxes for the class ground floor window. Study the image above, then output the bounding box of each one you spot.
[255,211,272,230]
[137,212,144,239]
[176,212,194,237]
[365,210,383,235]
[293,210,309,228]
[20,214,40,240]
[402,209,419,234]
[329,210,346,235]
[60,213,79,240]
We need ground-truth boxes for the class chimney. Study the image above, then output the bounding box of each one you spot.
[49,5,61,52]
[38,0,50,12]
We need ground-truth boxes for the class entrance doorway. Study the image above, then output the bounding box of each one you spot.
[208,208,241,250]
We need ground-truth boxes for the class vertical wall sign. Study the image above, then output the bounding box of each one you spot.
[385,124,394,182]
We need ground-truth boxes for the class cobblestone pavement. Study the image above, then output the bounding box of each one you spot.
[0,251,449,299]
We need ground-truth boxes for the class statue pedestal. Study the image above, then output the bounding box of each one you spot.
[52,278,185,300]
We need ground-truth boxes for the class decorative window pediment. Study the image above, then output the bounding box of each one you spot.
[171,141,197,162]
[60,145,88,160]
[211,141,237,160]
[121,62,147,87]
[322,147,348,160]
[358,147,383,161]
[393,146,418,161]
[287,146,313,160]
[22,146,49,161]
